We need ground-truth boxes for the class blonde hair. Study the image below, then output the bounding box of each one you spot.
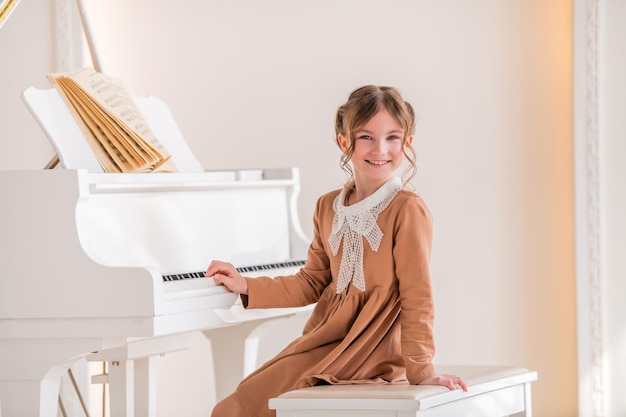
[334,85,417,187]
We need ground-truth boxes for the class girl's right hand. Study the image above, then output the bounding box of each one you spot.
[420,373,468,392]
[205,260,249,295]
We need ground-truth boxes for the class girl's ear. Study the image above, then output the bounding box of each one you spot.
[405,135,414,146]
[337,134,350,152]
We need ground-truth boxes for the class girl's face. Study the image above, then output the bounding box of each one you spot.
[338,109,413,187]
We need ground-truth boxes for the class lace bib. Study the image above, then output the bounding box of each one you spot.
[328,177,402,293]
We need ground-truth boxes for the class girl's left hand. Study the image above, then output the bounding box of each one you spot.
[420,373,468,391]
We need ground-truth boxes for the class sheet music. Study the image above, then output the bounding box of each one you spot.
[66,68,167,157]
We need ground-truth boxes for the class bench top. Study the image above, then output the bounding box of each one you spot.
[270,365,537,411]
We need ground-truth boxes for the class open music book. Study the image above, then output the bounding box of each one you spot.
[47,67,177,173]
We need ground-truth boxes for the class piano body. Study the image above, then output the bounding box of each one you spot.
[0,167,313,417]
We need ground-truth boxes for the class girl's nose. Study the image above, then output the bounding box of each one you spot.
[373,138,387,153]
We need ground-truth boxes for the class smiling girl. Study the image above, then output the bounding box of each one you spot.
[207,85,466,417]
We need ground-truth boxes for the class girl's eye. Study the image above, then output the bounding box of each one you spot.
[388,135,401,141]
[358,135,372,140]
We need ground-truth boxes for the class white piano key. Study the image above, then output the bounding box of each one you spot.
[162,277,220,293]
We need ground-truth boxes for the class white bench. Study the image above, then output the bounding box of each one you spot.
[270,365,537,417]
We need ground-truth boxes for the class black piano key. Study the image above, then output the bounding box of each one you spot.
[161,259,306,282]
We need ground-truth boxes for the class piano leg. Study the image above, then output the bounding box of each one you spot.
[205,312,311,402]
[205,324,256,401]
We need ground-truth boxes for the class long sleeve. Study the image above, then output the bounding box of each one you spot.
[392,195,436,384]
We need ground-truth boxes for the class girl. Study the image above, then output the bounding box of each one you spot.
[206,85,467,417]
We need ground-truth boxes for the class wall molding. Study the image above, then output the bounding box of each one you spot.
[53,0,70,71]
[54,0,84,72]
[575,0,605,416]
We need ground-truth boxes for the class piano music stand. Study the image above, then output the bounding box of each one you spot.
[22,86,205,173]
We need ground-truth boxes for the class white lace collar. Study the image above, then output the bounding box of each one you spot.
[328,177,403,293]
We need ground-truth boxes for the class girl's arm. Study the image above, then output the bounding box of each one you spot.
[394,196,467,391]
[394,196,436,384]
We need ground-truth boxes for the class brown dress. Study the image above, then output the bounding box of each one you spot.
[213,180,435,417]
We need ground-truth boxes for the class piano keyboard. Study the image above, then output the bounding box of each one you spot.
[162,260,306,293]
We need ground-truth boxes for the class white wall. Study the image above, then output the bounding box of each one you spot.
[0,1,586,416]
[0,0,58,168]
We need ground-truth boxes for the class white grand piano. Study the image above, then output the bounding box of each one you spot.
[0,88,314,417]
